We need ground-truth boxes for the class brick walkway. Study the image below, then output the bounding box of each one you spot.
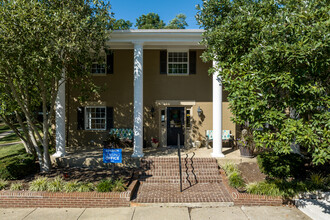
[133,157,233,204]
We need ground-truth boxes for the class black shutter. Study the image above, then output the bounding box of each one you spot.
[106,107,114,130]
[77,107,84,130]
[107,51,114,74]
[160,50,167,74]
[189,50,196,74]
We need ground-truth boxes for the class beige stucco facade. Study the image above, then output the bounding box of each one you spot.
[66,49,236,152]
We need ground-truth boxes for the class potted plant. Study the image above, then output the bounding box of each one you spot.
[237,128,255,158]
[151,138,159,148]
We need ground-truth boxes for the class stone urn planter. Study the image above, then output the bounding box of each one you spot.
[239,145,254,158]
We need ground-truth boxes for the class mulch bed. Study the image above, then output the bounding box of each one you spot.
[237,162,266,183]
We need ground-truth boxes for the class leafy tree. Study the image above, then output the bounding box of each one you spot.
[135,12,165,29]
[0,0,113,172]
[166,14,188,29]
[197,0,329,165]
[113,19,132,30]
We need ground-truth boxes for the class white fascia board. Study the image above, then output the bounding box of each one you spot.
[107,29,205,49]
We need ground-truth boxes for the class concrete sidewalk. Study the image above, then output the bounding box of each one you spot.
[0,206,311,220]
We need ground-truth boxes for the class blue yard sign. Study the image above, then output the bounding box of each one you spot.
[103,148,122,163]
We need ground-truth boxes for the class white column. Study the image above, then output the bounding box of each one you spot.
[132,42,144,158]
[53,74,66,157]
[212,61,225,158]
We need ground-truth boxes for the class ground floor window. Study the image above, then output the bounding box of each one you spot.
[85,106,106,130]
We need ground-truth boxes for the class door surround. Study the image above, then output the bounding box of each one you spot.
[155,100,194,147]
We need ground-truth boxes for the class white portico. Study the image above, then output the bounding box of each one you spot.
[54,29,225,158]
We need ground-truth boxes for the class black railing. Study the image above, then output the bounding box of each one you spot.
[185,154,192,187]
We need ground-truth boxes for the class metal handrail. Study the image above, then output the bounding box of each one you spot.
[185,154,192,187]
[191,152,198,184]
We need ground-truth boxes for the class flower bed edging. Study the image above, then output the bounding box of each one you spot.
[0,180,138,208]
[220,170,282,206]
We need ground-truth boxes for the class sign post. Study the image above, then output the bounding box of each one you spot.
[103,148,122,176]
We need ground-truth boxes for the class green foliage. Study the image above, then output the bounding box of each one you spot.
[228,171,246,189]
[246,178,328,198]
[0,146,37,180]
[257,152,305,179]
[223,162,238,174]
[113,19,132,30]
[0,0,113,172]
[47,176,65,192]
[77,183,95,192]
[136,12,165,29]
[166,14,188,29]
[112,178,127,192]
[0,179,8,190]
[10,182,23,191]
[63,181,80,193]
[223,162,246,189]
[135,13,188,29]
[309,173,327,189]
[96,179,113,192]
[29,177,49,191]
[197,0,330,165]
[246,181,282,197]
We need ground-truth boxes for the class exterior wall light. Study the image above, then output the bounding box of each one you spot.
[197,106,203,117]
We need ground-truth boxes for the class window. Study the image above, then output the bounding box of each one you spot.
[168,52,188,75]
[91,57,106,74]
[85,107,106,130]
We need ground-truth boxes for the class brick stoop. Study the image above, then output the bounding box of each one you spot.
[132,157,233,204]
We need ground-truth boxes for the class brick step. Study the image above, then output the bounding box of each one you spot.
[141,162,219,168]
[140,177,221,184]
[142,157,217,162]
[144,170,220,176]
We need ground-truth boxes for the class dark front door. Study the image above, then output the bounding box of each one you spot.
[167,107,184,146]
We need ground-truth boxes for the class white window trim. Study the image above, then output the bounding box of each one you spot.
[84,106,107,131]
[167,50,189,76]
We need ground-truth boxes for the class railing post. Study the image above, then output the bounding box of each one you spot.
[178,134,182,192]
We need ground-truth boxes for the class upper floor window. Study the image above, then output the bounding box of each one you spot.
[168,52,188,75]
[91,50,114,75]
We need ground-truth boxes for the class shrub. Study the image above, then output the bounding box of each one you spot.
[10,182,23,191]
[0,179,8,190]
[222,162,246,189]
[0,152,38,180]
[96,179,113,192]
[228,171,246,189]
[29,177,49,191]
[63,181,80,193]
[246,181,282,197]
[47,176,65,192]
[309,173,327,190]
[223,162,237,174]
[257,152,305,179]
[112,178,126,192]
[77,183,95,192]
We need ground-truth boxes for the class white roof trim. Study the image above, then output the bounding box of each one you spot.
[107,29,205,49]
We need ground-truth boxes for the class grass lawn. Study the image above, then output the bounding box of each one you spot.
[0,133,21,145]
[0,123,12,133]
[0,143,25,160]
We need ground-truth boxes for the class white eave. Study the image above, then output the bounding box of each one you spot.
[107,29,205,49]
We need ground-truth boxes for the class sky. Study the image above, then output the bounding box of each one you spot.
[108,0,202,29]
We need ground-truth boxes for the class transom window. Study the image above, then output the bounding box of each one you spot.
[168,52,188,75]
[91,56,106,74]
[85,107,106,130]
